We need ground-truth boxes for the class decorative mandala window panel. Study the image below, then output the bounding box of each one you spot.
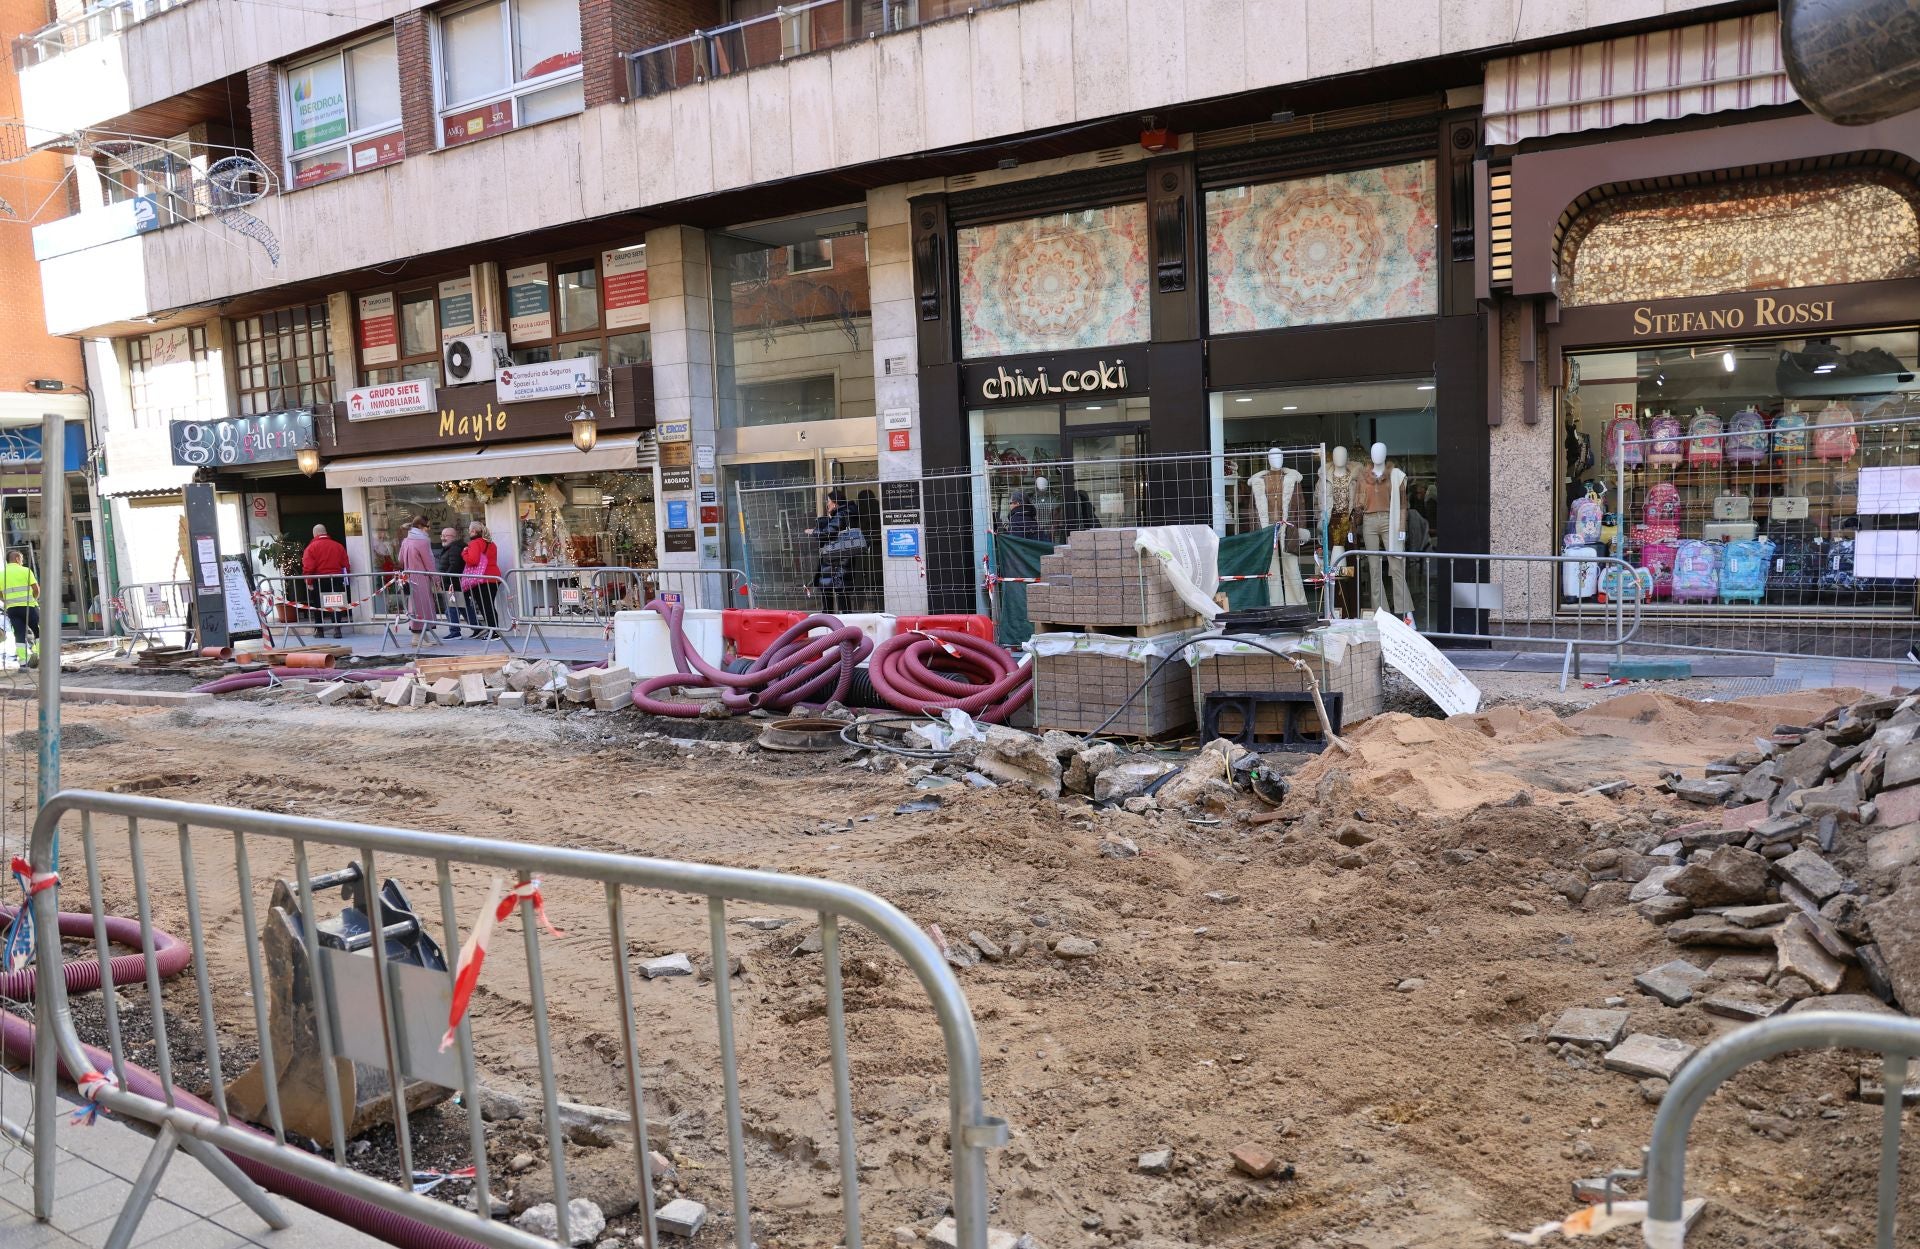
[1559,170,1920,307]
[957,204,1151,359]
[1206,160,1439,333]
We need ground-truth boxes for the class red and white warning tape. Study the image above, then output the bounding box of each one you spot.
[72,1066,116,1124]
[440,877,563,1052]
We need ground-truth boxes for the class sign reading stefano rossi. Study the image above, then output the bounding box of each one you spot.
[1557,279,1920,346]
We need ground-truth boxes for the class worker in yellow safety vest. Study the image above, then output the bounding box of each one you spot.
[2,551,39,665]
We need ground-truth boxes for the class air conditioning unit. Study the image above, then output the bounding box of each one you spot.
[444,333,509,385]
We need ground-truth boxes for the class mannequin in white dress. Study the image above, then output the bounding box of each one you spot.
[1247,448,1308,606]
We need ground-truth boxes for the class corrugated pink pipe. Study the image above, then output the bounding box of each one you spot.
[0,905,490,1249]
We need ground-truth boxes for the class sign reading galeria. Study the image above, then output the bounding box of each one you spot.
[496,357,598,404]
[171,410,317,468]
[344,379,435,421]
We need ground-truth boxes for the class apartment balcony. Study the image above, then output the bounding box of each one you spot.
[34,0,1730,336]
[15,0,416,139]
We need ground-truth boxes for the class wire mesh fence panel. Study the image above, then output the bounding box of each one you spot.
[1608,413,1920,664]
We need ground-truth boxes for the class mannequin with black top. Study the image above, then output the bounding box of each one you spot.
[1248,448,1309,606]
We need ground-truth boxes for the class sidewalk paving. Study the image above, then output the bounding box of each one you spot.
[0,1071,386,1249]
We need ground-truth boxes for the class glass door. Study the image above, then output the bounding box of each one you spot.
[724,450,882,611]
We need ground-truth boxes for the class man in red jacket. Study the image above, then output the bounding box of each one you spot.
[301,523,350,638]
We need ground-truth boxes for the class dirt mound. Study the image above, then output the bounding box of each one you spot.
[1566,687,1863,748]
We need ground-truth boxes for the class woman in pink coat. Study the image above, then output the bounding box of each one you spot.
[397,516,440,640]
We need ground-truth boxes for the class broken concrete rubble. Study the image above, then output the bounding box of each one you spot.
[1667,845,1770,906]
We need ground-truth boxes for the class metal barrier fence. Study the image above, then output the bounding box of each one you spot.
[1327,549,1643,688]
[1605,411,1920,667]
[107,581,192,654]
[25,790,1003,1249]
[502,565,752,643]
[732,449,1346,616]
[1643,1011,1920,1248]
[625,0,1002,96]
[257,571,517,656]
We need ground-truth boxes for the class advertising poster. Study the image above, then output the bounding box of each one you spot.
[358,292,398,365]
[506,263,552,343]
[288,57,347,152]
[438,275,476,340]
[602,246,650,329]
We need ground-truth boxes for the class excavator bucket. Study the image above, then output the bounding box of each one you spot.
[227,863,455,1142]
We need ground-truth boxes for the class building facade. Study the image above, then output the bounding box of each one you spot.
[23,0,1864,638]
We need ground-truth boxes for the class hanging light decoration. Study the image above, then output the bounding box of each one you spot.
[567,402,599,453]
[296,445,321,475]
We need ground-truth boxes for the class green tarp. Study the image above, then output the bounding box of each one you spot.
[991,525,1284,644]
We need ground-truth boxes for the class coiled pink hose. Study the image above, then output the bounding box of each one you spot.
[632,600,872,717]
[193,668,408,695]
[0,905,488,1249]
[867,629,1033,724]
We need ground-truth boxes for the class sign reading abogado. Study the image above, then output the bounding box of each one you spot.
[962,345,1149,407]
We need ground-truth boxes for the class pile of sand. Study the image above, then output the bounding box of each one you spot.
[1564,686,1864,751]
[1294,711,1573,812]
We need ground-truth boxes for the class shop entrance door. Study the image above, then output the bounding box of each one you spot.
[1066,425,1148,531]
[723,450,881,611]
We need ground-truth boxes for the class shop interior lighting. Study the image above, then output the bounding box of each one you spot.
[1282,404,1299,411]
[1723,351,1736,372]
[295,446,320,476]
[1416,384,1435,391]
[1235,396,1252,402]
[1814,362,1839,374]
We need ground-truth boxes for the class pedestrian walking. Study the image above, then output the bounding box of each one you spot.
[301,524,349,638]
[463,523,503,630]
[398,517,439,642]
[2,551,38,666]
[436,525,469,639]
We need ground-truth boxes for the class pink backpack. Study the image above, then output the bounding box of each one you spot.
[1814,404,1858,461]
[1603,415,1644,468]
[1726,409,1768,463]
[1686,413,1724,465]
[1671,539,1720,602]
[1636,482,1680,543]
[1568,493,1602,544]
[1646,415,1684,466]
[1640,541,1677,600]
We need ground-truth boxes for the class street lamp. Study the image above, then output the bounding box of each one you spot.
[296,445,321,476]
[567,402,599,453]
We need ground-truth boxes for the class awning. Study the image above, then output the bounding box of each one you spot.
[324,435,646,489]
[1484,13,1797,146]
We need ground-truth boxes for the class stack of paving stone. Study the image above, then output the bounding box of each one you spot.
[1623,691,1920,1031]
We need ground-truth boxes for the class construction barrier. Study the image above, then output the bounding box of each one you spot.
[107,581,193,654]
[23,791,1004,1249]
[1642,1011,1920,1248]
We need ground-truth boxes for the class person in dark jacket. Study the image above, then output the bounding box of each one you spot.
[1004,489,1042,540]
[435,525,469,638]
[807,488,859,614]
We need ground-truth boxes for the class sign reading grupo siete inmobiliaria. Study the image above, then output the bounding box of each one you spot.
[344,378,435,420]
[961,344,1150,407]
[496,358,598,404]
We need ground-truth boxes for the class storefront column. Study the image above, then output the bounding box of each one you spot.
[869,185,929,615]
[644,224,723,604]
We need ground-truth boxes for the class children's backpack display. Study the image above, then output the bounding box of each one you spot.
[1602,415,1644,468]
[1725,409,1768,463]
[1719,538,1774,604]
[1568,491,1603,545]
[1640,541,1677,600]
[1598,564,1653,602]
[1686,412,1724,465]
[1671,539,1721,602]
[1821,538,1859,590]
[1814,403,1859,461]
[1772,407,1810,455]
[1636,482,1681,543]
[1770,533,1819,590]
[1646,414,1684,466]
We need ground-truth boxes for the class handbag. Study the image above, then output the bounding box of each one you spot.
[820,526,867,557]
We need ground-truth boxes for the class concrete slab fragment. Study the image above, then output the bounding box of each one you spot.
[1604,1033,1697,1081]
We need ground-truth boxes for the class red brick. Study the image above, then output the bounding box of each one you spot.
[396,11,435,158]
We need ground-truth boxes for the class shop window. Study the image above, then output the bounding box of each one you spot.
[360,286,445,387]
[504,246,649,367]
[956,204,1150,359]
[125,325,215,428]
[515,473,656,569]
[972,397,1152,537]
[1563,331,1920,612]
[284,34,403,189]
[438,0,583,148]
[1559,170,1920,308]
[1205,160,1438,334]
[742,375,835,426]
[231,304,334,416]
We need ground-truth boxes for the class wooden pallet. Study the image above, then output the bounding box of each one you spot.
[414,654,511,680]
[1029,613,1207,638]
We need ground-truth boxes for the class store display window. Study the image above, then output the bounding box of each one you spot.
[1562,331,1920,610]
